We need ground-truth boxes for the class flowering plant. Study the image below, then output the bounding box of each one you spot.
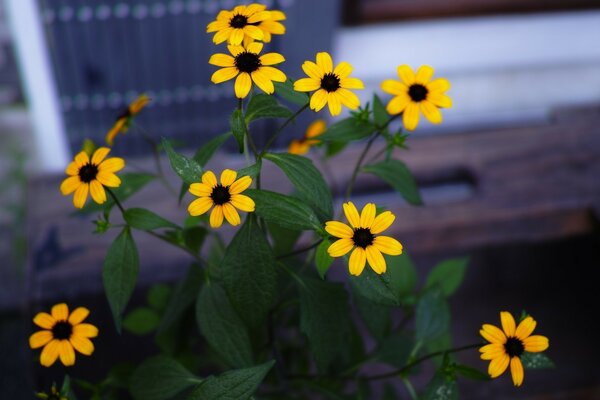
[31,3,552,399]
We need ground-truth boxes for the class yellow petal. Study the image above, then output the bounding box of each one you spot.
[129,94,150,114]
[380,79,406,96]
[189,183,213,197]
[229,175,252,194]
[415,65,434,84]
[340,77,364,89]
[420,101,442,125]
[188,197,213,216]
[96,171,121,187]
[247,41,263,54]
[252,69,275,94]
[60,176,81,195]
[210,205,224,228]
[230,194,255,212]
[386,93,410,115]
[326,92,342,116]
[243,24,264,40]
[500,311,516,337]
[480,324,507,344]
[74,151,90,167]
[91,147,110,165]
[336,88,360,110]
[245,3,267,15]
[206,19,228,33]
[333,61,353,79]
[222,203,241,226]
[227,44,244,56]
[65,161,79,176]
[428,78,451,93]
[523,335,549,353]
[370,211,395,234]
[40,339,60,367]
[372,236,403,255]
[247,10,270,23]
[294,78,320,92]
[58,340,75,366]
[316,52,333,72]
[479,343,506,360]
[301,61,322,80]
[105,119,126,147]
[427,92,453,108]
[68,307,90,325]
[488,353,510,378]
[29,330,53,349]
[309,89,328,112]
[229,28,244,45]
[366,245,386,274]
[515,316,537,341]
[359,203,376,228]
[209,53,235,67]
[402,102,420,131]
[235,72,252,99]
[342,202,360,228]
[397,65,415,86]
[70,335,94,356]
[288,140,309,155]
[510,357,524,387]
[260,53,285,66]
[73,323,98,338]
[33,312,56,329]
[306,119,326,138]
[259,66,286,82]
[220,169,237,186]
[327,238,354,257]
[89,180,107,204]
[349,248,366,276]
[73,184,89,208]
[51,303,69,321]
[325,221,354,238]
[202,170,218,187]
[211,67,238,84]
[98,157,125,173]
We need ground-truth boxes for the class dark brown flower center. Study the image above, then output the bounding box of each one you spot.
[504,337,525,358]
[320,72,340,92]
[352,228,374,248]
[229,14,248,28]
[408,84,428,102]
[235,52,261,73]
[210,184,231,205]
[79,163,99,183]
[52,321,73,340]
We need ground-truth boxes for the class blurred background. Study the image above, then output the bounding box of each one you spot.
[1,0,600,398]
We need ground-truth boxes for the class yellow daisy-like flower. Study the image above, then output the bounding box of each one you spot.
[294,52,364,116]
[60,147,125,209]
[480,311,550,387]
[206,3,275,45]
[209,42,286,99]
[325,202,403,276]
[188,169,256,228]
[256,10,286,43]
[35,384,67,400]
[29,303,98,367]
[105,94,151,146]
[380,65,452,131]
[288,119,326,155]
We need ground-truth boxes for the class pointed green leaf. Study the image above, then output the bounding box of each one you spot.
[162,138,203,185]
[193,132,232,167]
[123,307,160,336]
[157,264,204,334]
[230,109,247,153]
[455,364,491,381]
[355,293,391,341]
[274,79,309,106]
[416,288,450,343]
[124,208,178,230]
[245,94,293,122]
[237,160,262,179]
[363,159,422,205]
[425,257,469,297]
[130,356,201,400]
[319,117,376,142]
[521,352,555,369]
[373,94,389,127]
[315,239,334,279]
[246,189,322,231]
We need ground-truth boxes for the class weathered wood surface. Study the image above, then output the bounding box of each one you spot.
[24,105,600,304]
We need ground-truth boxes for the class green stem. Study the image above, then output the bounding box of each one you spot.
[106,187,126,215]
[402,377,418,400]
[260,103,309,156]
[276,239,323,260]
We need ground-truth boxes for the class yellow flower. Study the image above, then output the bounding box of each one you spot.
[35,384,67,400]
[294,52,364,116]
[105,94,151,146]
[29,303,98,367]
[380,65,452,131]
[256,10,286,43]
[206,3,276,45]
[188,169,256,228]
[325,202,403,276]
[60,147,125,209]
[209,42,286,99]
[480,311,550,387]
[288,119,326,155]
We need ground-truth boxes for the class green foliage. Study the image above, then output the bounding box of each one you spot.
[319,117,376,142]
[130,356,201,400]
[237,160,262,179]
[363,159,423,205]
[425,258,470,297]
[162,138,203,185]
[193,132,232,167]
[274,79,309,105]
[196,283,253,368]
[102,228,139,332]
[124,208,178,230]
[220,215,277,330]
[422,370,458,400]
[188,361,275,400]
[246,189,322,231]
[158,265,204,334]
[454,364,491,381]
[147,284,172,312]
[416,288,451,343]
[123,307,160,335]
[375,333,413,367]
[372,94,389,128]
[78,173,155,214]
[355,294,391,341]
[315,239,334,279]
[245,94,293,122]
[264,153,333,220]
[230,109,247,153]
[521,352,555,369]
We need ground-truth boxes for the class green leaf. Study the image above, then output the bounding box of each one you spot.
[354,294,391,341]
[157,264,204,334]
[188,360,275,400]
[268,222,302,256]
[416,288,450,343]
[375,333,413,367]
[230,109,247,153]
[237,160,262,179]
[147,284,172,312]
[123,307,160,335]
[130,355,201,400]
[455,364,491,381]
[77,173,155,214]
[319,117,376,142]
[298,277,352,371]
[264,153,333,220]
[220,215,277,330]
[315,239,334,279]
[363,159,423,205]
[246,189,322,231]
[245,94,293,122]
[422,371,458,400]
[274,79,309,106]
[325,141,348,158]
[196,283,253,368]
[521,352,555,369]
[425,258,469,297]
[183,226,208,255]
[193,132,232,167]
[102,228,139,332]
[373,94,389,127]
[124,208,178,230]
[162,138,203,185]
[350,254,416,306]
